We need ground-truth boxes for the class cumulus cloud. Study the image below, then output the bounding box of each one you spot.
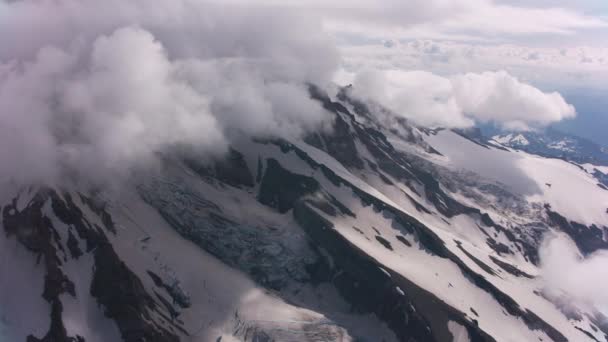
[350,69,575,129]
[351,70,474,128]
[540,234,608,311]
[0,0,338,186]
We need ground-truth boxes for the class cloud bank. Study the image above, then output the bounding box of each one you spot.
[0,0,584,187]
[0,0,338,185]
[350,69,576,129]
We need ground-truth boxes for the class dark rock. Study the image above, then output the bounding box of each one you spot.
[90,232,179,342]
[455,240,497,276]
[185,148,254,188]
[147,270,191,309]
[3,191,80,342]
[396,235,412,247]
[489,256,534,279]
[66,230,83,259]
[575,326,601,342]
[375,235,393,250]
[294,200,496,342]
[545,205,608,255]
[486,237,513,255]
[258,158,320,213]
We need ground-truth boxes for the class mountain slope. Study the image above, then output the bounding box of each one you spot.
[2,88,608,342]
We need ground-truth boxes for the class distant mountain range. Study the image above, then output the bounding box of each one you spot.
[477,127,608,166]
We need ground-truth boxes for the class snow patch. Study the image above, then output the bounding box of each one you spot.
[492,133,529,146]
[448,321,471,342]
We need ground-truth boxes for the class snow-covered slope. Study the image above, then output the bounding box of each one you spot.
[2,87,608,342]
[430,130,608,228]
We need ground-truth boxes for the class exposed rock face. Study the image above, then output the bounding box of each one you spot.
[185,148,255,188]
[90,236,180,342]
[545,205,608,255]
[294,200,452,342]
[258,158,321,213]
[3,191,80,342]
[307,86,366,170]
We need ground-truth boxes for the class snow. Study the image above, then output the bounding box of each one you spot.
[0,209,50,341]
[548,140,575,152]
[43,200,123,342]
[379,267,391,278]
[318,202,552,342]
[15,188,36,211]
[292,139,404,210]
[448,321,470,342]
[304,175,597,342]
[518,155,608,226]
[427,130,608,227]
[492,134,529,146]
[512,134,530,146]
[2,121,606,342]
[492,134,514,145]
[582,163,608,175]
[105,186,348,341]
[236,132,607,341]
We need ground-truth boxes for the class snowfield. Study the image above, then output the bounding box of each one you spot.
[428,130,608,228]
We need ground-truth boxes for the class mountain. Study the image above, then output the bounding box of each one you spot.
[2,87,608,342]
[489,128,608,166]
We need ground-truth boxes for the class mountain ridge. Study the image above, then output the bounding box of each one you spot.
[2,86,608,342]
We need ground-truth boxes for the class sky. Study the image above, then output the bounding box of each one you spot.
[0,0,607,186]
[313,0,608,139]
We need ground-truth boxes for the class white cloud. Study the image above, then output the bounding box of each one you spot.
[0,0,338,186]
[0,0,599,187]
[351,70,473,128]
[540,234,608,311]
[209,0,608,46]
[323,0,608,92]
[350,69,575,129]
[305,0,608,43]
[339,40,608,90]
[441,3,607,35]
[451,71,576,129]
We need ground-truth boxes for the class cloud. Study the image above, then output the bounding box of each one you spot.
[339,39,608,91]
[351,70,474,128]
[442,3,608,35]
[0,0,338,186]
[451,71,576,129]
[298,0,608,42]
[0,0,597,188]
[350,69,575,129]
[212,0,608,45]
[540,234,608,311]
